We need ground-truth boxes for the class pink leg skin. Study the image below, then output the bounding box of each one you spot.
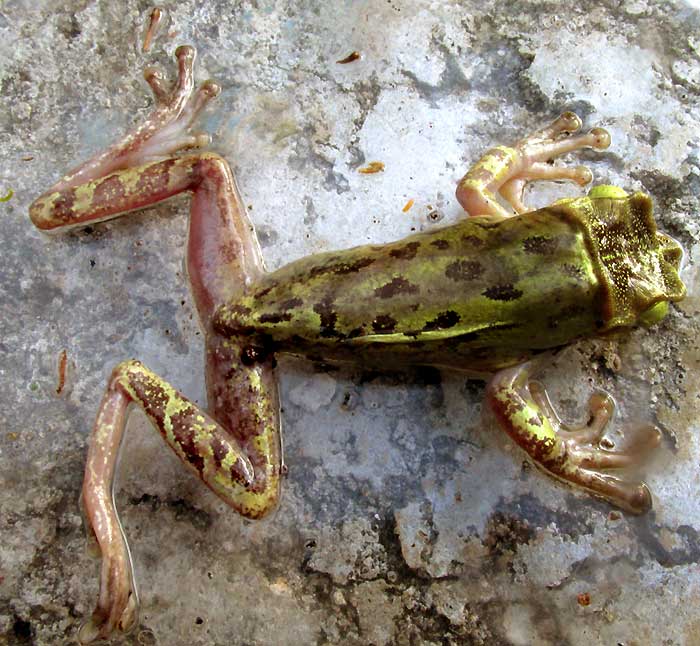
[455,112,611,217]
[30,47,281,642]
[486,362,661,514]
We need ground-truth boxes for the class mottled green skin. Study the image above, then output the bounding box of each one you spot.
[214,192,684,373]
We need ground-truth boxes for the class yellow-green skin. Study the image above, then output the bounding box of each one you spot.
[215,189,685,373]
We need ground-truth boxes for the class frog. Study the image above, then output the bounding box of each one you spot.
[29,43,685,643]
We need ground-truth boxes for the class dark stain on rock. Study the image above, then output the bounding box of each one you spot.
[445,259,484,281]
[483,284,523,301]
[473,219,500,230]
[374,276,420,298]
[523,235,557,255]
[389,241,420,260]
[431,239,450,249]
[423,310,461,331]
[313,296,341,338]
[372,314,398,333]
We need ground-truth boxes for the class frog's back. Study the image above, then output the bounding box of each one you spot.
[214,207,604,370]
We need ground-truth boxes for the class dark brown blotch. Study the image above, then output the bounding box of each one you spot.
[389,241,420,260]
[259,312,292,324]
[255,284,276,298]
[423,310,461,331]
[309,256,374,278]
[211,436,229,468]
[136,158,176,193]
[226,303,252,317]
[313,296,341,338]
[445,259,484,281]
[93,174,126,206]
[430,239,450,250]
[482,284,523,301]
[52,188,77,222]
[372,314,398,333]
[462,234,485,247]
[278,297,304,311]
[374,276,420,299]
[240,344,270,366]
[348,326,365,339]
[523,235,557,255]
[170,410,205,474]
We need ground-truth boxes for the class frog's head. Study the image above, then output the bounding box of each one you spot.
[556,186,686,331]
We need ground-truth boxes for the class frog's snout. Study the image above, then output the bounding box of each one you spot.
[657,232,684,271]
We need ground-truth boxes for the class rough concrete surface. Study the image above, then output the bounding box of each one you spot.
[2,1,700,644]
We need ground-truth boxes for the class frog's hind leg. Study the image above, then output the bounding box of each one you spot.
[30,47,282,643]
[29,45,261,320]
[456,112,610,217]
[486,361,661,514]
[79,356,281,643]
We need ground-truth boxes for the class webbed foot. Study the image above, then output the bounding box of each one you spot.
[77,529,139,644]
[488,362,660,514]
[125,45,221,164]
[457,112,611,217]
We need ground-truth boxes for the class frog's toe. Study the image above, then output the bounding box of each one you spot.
[179,79,222,129]
[132,55,220,160]
[532,111,583,140]
[577,471,653,514]
[563,421,660,513]
[144,65,170,103]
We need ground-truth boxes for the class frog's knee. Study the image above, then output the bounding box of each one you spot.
[195,153,230,181]
[234,481,281,520]
[456,181,496,217]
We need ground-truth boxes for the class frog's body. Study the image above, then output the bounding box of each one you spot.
[217,194,682,372]
[29,42,684,645]
[220,209,599,372]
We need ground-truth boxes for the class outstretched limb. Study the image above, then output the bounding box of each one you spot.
[486,361,660,513]
[29,45,262,320]
[456,112,611,217]
[30,45,218,200]
[29,47,282,643]
[78,354,281,643]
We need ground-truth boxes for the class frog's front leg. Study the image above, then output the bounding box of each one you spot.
[79,347,281,643]
[486,361,661,513]
[456,112,611,217]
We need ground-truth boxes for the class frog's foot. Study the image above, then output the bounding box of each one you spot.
[77,523,139,643]
[457,112,611,217]
[487,363,660,514]
[123,45,221,165]
[47,46,221,193]
[505,112,611,213]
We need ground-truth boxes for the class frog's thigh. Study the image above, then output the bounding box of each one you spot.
[85,358,281,521]
[485,362,656,514]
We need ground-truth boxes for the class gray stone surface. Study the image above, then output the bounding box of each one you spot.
[2,1,700,644]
